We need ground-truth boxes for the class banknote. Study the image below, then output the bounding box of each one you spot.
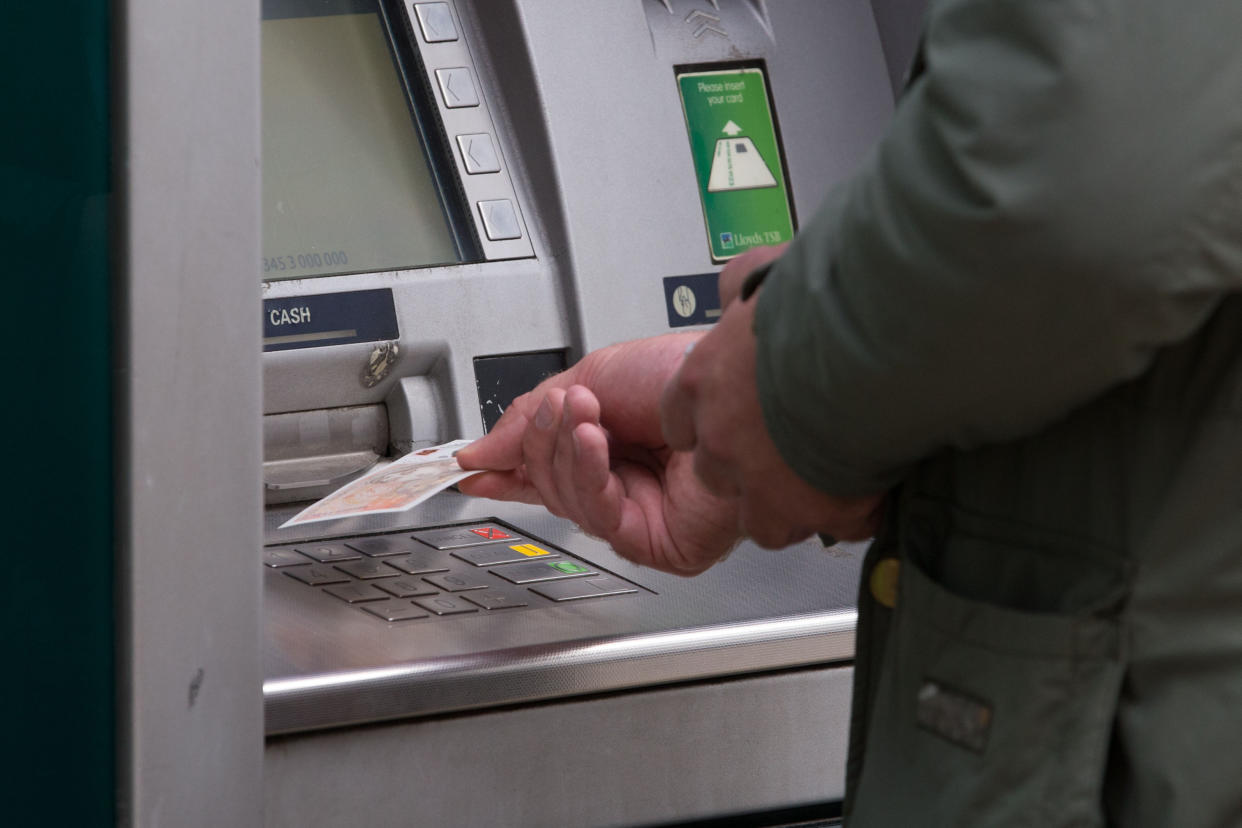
[280,439,481,528]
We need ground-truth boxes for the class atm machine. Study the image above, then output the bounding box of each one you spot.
[255,1,920,825]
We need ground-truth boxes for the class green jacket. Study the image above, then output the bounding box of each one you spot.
[754,0,1242,824]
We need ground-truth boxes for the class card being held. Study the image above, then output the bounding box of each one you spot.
[280,439,481,528]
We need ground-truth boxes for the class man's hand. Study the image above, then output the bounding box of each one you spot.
[661,246,885,547]
[456,335,741,575]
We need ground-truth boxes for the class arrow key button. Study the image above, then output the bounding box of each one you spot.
[478,199,522,241]
[456,133,501,174]
[435,67,479,108]
[414,3,458,43]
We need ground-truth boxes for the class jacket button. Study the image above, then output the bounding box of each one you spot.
[869,558,900,609]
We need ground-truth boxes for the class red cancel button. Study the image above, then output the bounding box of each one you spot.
[470,527,513,541]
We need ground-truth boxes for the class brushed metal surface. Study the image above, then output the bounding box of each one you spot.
[118,0,264,822]
[266,663,855,828]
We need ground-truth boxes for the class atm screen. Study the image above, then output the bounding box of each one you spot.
[261,0,475,280]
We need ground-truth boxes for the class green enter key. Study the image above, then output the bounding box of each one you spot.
[677,66,795,262]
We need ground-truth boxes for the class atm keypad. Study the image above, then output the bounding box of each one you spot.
[386,550,451,575]
[285,566,351,587]
[268,521,643,622]
[322,584,391,604]
[344,536,421,557]
[298,544,363,563]
[264,548,311,568]
[423,572,490,592]
[375,578,439,599]
[334,559,401,580]
[531,577,639,602]
[492,559,597,584]
[415,595,479,616]
[451,542,554,566]
[362,600,431,622]
[462,590,528,611]
[412,523,520,549]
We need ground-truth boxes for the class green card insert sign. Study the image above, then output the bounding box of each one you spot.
[677,67,794,261]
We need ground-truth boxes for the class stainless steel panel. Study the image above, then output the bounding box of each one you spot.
[117,0,264,823]
[265,665,854,828]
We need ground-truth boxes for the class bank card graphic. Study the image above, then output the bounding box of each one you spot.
[280,439,481,527]
[707,135,778,192]
[677,66,795,261]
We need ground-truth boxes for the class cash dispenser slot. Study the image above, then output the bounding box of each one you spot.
[263,373,450,505]
[262,405,388,504]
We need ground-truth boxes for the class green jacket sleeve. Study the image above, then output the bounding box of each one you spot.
[754,0,1242,495]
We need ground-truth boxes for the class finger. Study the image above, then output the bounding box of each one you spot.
[551,386,600,522]
[659,358,698,451]
[569,420,625,538]
[521,386,569,517]
[598,465,666,568]
[456,469,543,505]
[566,421,709,576]
[456,392,538,471]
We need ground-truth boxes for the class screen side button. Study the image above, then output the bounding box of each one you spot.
[435,67,479,108]
[414,3,458,42]
[478,199,522,240]
[456,133,501,174]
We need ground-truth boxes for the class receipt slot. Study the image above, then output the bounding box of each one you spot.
[106,0,926,826]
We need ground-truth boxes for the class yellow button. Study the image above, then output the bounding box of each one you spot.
[869,558,900,609]
[509,543,550,558]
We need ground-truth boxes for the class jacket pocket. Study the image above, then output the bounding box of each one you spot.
[848,506,1127,828]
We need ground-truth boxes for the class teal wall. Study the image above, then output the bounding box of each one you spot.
[3,3,114,823]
